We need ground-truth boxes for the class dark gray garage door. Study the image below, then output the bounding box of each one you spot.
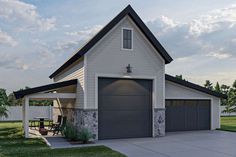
[166,100,211,132]
[98,78,152,140]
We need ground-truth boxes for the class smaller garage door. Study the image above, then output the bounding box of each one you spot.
[166,100,211,132]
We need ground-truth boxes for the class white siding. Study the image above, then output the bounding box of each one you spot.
[165,80,221,130]
[85,16,165,109]
[53,59,84,108]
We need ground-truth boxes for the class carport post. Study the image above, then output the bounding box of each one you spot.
[23,96,29,138]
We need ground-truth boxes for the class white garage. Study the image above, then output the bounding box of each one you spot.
[165,74,225,131]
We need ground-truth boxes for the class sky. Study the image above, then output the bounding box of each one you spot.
[0,0,236,93]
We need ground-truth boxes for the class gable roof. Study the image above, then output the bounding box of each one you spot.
[49,5,173,79]
[14,79,77,99]
[165,74,227,99]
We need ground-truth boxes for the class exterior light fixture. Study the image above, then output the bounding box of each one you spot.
[126,64,132,73]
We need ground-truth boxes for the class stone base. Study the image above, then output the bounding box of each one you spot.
[154,108,165,137]
[61,108,98,140]
[60,107,165,139]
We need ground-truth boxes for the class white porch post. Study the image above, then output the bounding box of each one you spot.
[22,101,25,129]
[24,96,29,138]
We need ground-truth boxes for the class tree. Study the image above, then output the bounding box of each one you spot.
[220,84,231,106]
[233,80,236,89]
[175,74,185,81]
[0,88,9,118]
[204,80,213,90]
[222,105,234,116]
[222,81,236,114]
[221,84,230,95]
[8,93,23,106]
[228,81,236,110]
[214,82,221,93]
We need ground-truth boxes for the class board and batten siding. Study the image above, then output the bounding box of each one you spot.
[53,59,85,108]
[85,16,165,109]
[165,80,221,130]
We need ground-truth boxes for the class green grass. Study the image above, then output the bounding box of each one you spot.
[0,122,126,157]
[220,116,236,132]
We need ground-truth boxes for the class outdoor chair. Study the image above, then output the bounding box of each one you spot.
[53,116,67,135]
[50,115,62,131]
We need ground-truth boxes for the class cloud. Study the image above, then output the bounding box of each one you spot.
[65,25,103,40]
[206,51,232,59]
[63,24,71,28]
[187,71,236,86]
[147,4,236,60]
[189,5,236,37]
[0,54,28,70]
[56,40,80,52]
[147,16,178,36]
[175,56,193,62]
[0,29,17,46]
[0,0,56,31]
[149,5,236,86]
[24,24,104,70]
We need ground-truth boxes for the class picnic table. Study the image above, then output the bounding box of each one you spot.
[34,117,49,129]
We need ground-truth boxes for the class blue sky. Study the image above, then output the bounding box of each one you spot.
[0,0,236,93]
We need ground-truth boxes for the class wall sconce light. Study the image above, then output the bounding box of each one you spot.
[126,64,132,73]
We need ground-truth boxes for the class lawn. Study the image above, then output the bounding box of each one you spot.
[220,116,236,132]
[0,122,126,157]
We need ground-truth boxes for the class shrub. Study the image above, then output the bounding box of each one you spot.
[78,127,93,144]
[62,123,78,141]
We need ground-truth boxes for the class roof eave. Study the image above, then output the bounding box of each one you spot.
[165,74,227,99]
[13,79,78,99]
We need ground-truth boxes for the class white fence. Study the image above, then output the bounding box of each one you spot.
[0,106,53,121]
[220,106,236,116]
[2,105,233,120]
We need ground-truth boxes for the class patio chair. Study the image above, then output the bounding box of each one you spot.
[50,115,62,131]
[53,116,67,135]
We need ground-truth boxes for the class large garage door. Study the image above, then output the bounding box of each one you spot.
[166,100,210,132]
[98,78,152,140]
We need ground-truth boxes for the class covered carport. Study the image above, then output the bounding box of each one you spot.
[13,79,77,138]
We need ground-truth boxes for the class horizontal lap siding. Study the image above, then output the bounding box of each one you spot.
[53,60,84,108]
[86,16,165,109]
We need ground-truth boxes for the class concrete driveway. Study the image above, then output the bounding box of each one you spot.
[98,130,236,157]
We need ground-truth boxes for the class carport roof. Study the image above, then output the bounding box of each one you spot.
[165,74,227,99]
[13,79,77,99]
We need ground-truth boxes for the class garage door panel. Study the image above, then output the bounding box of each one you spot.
[185,101,198,131]
[99,95,151,111]
[166,100,210,132]
[197,101,211,130]
[166,101,185,131]
[98,78,152,139]
[99,110,151,123]
[98,78,152,96]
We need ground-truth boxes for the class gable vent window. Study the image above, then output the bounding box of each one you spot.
[122,28,133,50]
